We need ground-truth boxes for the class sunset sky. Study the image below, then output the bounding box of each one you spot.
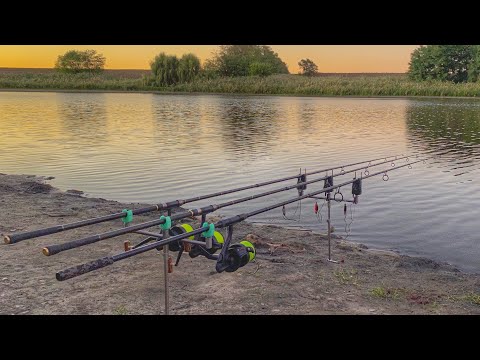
[0,45,418,73]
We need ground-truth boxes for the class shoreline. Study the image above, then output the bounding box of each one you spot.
[1,173,479,314]
[1,87,480,100]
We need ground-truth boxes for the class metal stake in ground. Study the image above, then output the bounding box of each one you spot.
[326,192,338,263]
[163,240,169,315]
[159,215,171,315]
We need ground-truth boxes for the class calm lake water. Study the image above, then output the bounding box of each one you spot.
[1,92,480,272]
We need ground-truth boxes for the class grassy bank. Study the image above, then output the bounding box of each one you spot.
[1,69,480,97]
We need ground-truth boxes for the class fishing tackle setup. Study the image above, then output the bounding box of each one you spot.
[3,154,428,314]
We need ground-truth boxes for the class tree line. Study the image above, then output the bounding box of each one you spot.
[54,46,321,85]
[56,45,480,85]
[408,45,480,83]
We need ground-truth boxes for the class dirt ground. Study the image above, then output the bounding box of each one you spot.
[1,173,479,315]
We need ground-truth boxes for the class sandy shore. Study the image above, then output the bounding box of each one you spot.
[1,173,479,314]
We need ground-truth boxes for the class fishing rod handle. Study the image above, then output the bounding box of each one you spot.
[43,236,101,256]
[4,226,65,244]
[56,257,114,281]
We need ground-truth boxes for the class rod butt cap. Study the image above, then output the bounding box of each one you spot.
[3,235,11,244]
[42,247,50,256]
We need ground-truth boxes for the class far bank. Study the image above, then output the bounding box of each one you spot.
[1,71,480,98]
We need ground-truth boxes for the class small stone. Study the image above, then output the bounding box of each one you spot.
[369,308,376,312]
[2,278,7,281]
[272,309,280,312]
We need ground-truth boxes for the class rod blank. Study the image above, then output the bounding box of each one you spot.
[217,158,426,228]
[4,154,405,244]
[42,157,406,256]
[56,158,426,281]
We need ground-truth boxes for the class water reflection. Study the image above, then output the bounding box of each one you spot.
[217,97,280,157]
[56,93,108,145]
[1,92,480,272]
[405,99,480,172]
[151,95,203,149]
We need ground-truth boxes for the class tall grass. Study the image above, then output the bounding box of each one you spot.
[1,72,480,97]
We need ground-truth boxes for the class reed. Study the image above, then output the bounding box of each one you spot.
[1,71,480,97]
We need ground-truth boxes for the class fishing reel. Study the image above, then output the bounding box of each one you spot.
[169,223,225,255]
[168,223,195,251]
[188,230,224,258]
[216,241,256,273]
[216,226,256,273]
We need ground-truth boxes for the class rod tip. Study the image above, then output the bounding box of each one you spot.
[3,235,11,244]
[42,247,50,256]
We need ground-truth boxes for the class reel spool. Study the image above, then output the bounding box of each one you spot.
[216,240,256,273]
[188,230,224,258]
[168,223,195,251]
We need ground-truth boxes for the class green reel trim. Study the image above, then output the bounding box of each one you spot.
[180,223,195,240]
[213,231,224,244]
[121,209,133,224]
[240,240,256,262]
[159,215,172,230]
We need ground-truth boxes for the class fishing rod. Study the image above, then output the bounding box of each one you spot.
[42,156,410,256]
[55,158,426,281]
[216,159,425,228]
[3,154,406,244]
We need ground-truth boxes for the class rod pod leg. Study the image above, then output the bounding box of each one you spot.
[326,192,338,264]
[162,227,170,315]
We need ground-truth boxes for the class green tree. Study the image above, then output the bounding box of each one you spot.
[468,45,480,82]
[298,58,318,76]
[178,53,201,83]
[201,58,221,79]
[408,45,479,83]
[248,62,274,77]
[55,49,106,73]
[150,52,179,86]
[206,45,289,77]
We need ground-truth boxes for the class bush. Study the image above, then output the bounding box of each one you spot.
[150,53,179,86]
[298,58,318,76]
[408,45,480,83]
[248,62,274,77]
[178,53,201,83]
[55,50,106,74]
[206,45,289,77]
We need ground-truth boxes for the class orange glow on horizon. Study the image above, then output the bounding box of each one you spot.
[0,45,418,73]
